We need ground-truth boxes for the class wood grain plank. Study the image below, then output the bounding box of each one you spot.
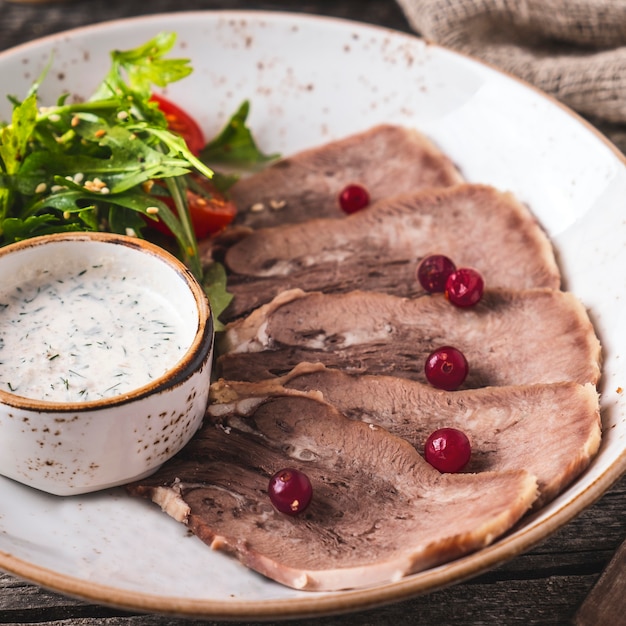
[574,537,626,626]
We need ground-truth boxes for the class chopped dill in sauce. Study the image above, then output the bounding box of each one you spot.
[0,263,189,403]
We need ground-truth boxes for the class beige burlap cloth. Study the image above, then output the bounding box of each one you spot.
[396,0,626,151]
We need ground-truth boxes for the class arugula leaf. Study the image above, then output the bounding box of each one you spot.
[0,92,38,219]
[0,92,38,175]
[200,100,279,167]
[209,170,240,192]
[163,175,202,278]
[1,214,83,244]
[137,124,213,181]
[91,33,192,101]
[107,204,149,237]
[202,262,233,332]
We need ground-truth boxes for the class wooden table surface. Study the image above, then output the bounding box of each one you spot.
[1,1,626,624]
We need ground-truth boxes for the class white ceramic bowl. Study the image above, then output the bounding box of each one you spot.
[0,232,213,495]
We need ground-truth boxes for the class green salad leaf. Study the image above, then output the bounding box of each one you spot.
[200,100,279,166]
[91,32,193,101]
[202,262,234,332]
[0,34,206,276]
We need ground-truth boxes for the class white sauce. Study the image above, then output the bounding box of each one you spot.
[0,262,190,402]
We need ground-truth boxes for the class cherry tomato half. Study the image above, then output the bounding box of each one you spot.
[148,176,237,240]
[185,177,237,239]
[150,93,205,156]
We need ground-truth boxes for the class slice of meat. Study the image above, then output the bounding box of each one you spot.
[217,288,601,386]
[128,393,538,591]
[210,363,601,508]
[218,184,561,320]
[228,124,464,229]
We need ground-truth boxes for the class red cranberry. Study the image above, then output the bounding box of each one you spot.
[268,468,313,516]
[424,346,468,390]
[338,184,370,214]
[424,427,472,473]
[445,267,484,307]
[417,255,457,293]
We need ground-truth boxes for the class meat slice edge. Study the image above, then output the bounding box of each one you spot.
[219,184,561,320]
[210,364,601,508]
[217,288,602,388]
[228,124,464,229]
[128,394,538,591]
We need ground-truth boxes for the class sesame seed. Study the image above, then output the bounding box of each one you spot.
[117,111,129,120]
[48,114,61,123]
[270,199,286,210]
[146,206,160,215]
[100,187,110,195]
[50,185,65,193]
[73,173,84,183]
[84,178,107,192]
[250,202,265,212]
[63,211,71,220]
[35,183,47,194]
[125,228,137,237]
[71,116,80,127]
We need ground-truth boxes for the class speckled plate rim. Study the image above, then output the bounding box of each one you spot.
[0,474,619,621]
[0,10,625,620]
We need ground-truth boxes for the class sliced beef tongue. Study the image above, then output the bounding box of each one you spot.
[217,288,602,387]
[128,393,538,591]
[218,184,561,321]
[210,363,601,509]
[127,120,603,591]
[228,124,464,229]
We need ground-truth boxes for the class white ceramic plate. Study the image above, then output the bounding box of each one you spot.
[0,10,625,620]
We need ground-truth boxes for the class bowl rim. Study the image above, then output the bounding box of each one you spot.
[0,231,213,412]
